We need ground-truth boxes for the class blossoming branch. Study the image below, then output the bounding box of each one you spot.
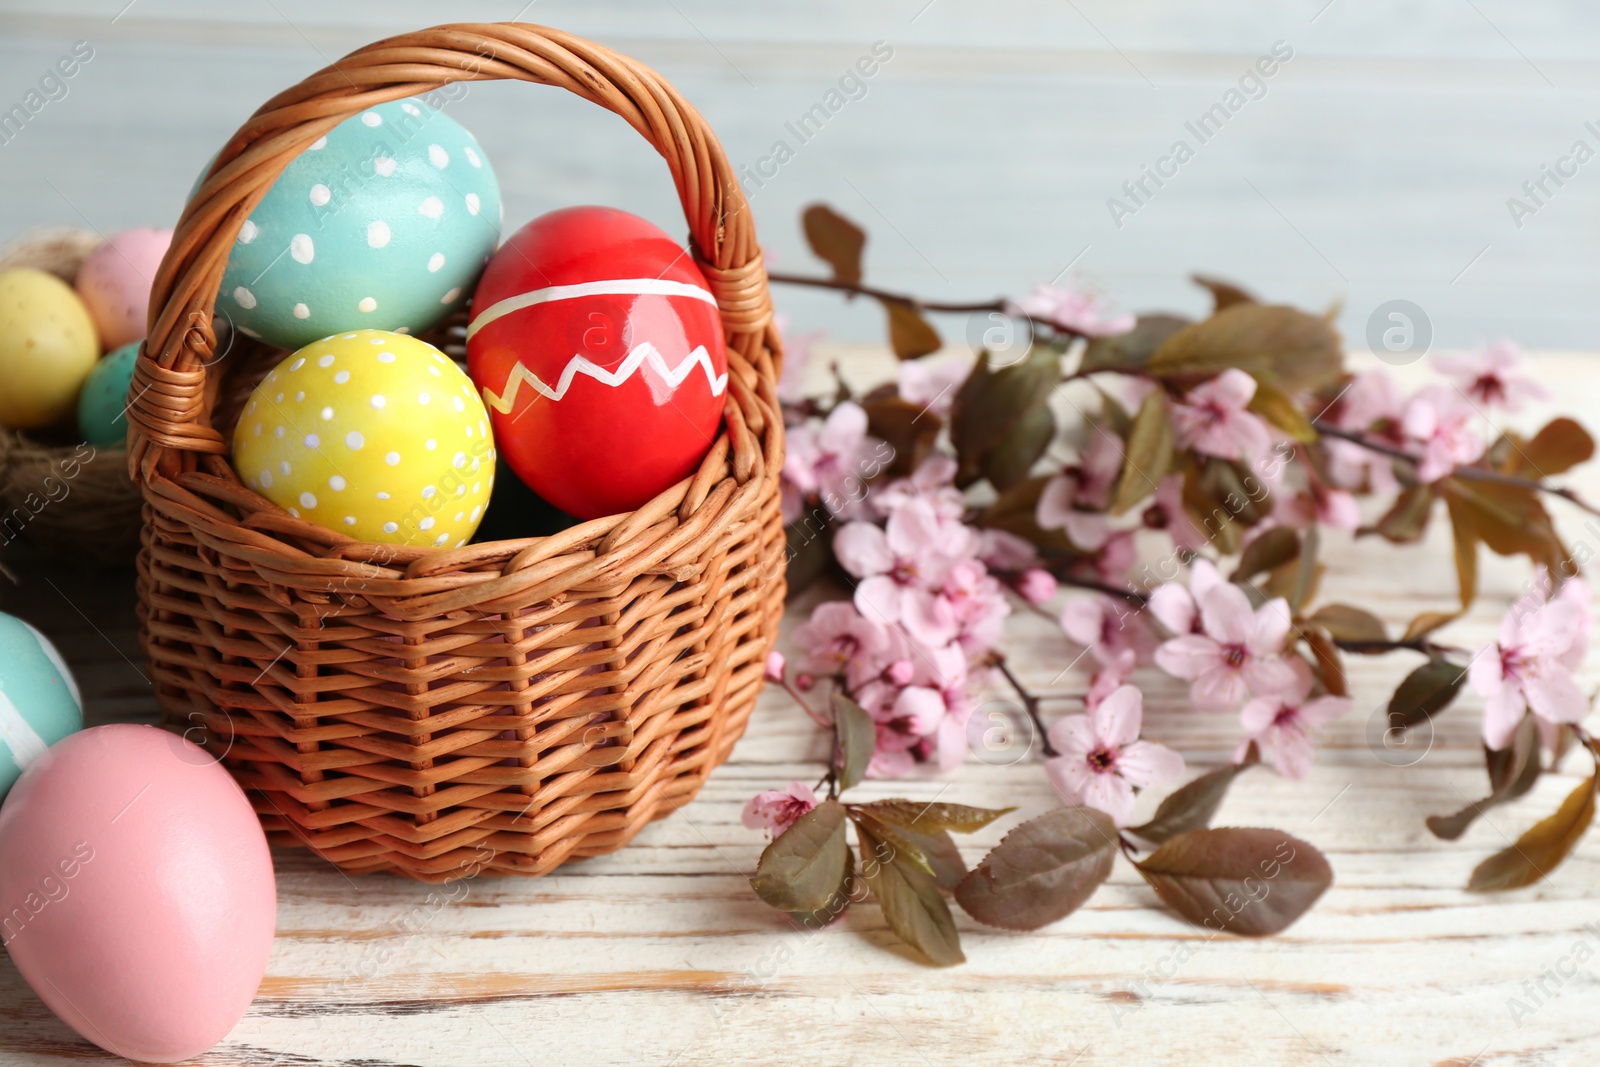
[743,202,1600,966]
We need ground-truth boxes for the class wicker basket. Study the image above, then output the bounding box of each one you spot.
[0,228,145,566]
[130,23,785,882]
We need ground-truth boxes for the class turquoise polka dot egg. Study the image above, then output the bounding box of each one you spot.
[0,612,83,800]
[210,96,502,350]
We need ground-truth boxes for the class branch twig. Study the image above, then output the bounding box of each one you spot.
[1312,420,1600,519]
[989,653,1058,758]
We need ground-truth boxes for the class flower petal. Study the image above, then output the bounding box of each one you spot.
[1047,713,1095,759]
[1147,583,1198,636]
[833,521,893,578]
[1091,684,1145,747]
[1191,666,1248,712]
[1155,635,1222,680]
[1199,582,1254,644]
[1117,739,1185,790]
[1079,768,1137,826]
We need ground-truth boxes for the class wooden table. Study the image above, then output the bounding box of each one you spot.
[2,351,1599,1066]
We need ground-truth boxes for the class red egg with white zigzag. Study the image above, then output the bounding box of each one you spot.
[466,206,728,520]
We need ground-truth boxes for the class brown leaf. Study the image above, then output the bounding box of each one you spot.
[1442,480,1564,583]
[954,807,1117,931]
[862,392,939,477]
[883,298,942,360]
[851,811,934,877]
[1371,485,1433,544]
[1508,417,1596,478]
[898,826,969,891]
[1190,273,1259,312]
[1446,494,1479,610]
[833,694,876,793]
[1136,827,1332,936]
[949,348,1061,487]
[750,801,851,913]
[1128,753,1256,845]
[854,801,1016,835]
[1079,313,1190,375]
[1468,771,1597,891]
[1427,716,1540,841]
[1388,657,1466,729]
[857,820,966,965]
[981,403,1055,491]
[1233,527,1300,582]
[1301,628,1346,697]
[801,203,865,286]
[1401,610,1459,643]
[1109,390,1173,515]
[1199,458,1270,526]
[789,849,856,929]
[1247,379,1316,443]
[1307,604,1387,646]
[1146,304,1345,394]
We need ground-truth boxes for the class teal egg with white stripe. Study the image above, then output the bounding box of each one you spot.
[0,613,83,799]
[207,95,501,350]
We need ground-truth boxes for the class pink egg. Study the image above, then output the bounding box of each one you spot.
[74,227,172,350]
[0,724,275,1063]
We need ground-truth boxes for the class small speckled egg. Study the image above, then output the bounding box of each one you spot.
[0,611,83,800]
[73,227,171,350]
[76,341,141,447]
[209,96,501,350]
[0,268,99,429]
[232,329,495,546]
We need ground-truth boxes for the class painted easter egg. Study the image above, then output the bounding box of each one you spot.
[0,724,276,1063]
[232,329,495,547]
[74,227,171,350]
[209,95,501,350]
[465,206,727,520]
[0,613,82,800]
[77,341,141,447]
[0,267,99,429]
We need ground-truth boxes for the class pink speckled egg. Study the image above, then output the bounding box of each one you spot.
[0,724,275,1063]
[74,227,171,349]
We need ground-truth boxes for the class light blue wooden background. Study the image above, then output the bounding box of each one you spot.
[1,0,1598,351]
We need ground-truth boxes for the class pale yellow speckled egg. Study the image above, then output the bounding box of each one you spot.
[232,329,495,547]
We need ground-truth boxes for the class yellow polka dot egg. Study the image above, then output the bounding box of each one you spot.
[233,330,494,547]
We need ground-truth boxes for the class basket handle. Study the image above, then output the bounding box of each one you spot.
[128,21,777,486]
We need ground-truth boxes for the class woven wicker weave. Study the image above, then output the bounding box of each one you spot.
[0,228,145,566]
[130,23,785,882]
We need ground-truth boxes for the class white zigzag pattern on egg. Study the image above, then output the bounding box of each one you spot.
[481,343,728,414]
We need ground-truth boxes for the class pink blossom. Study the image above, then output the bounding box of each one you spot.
[939,558,1012,653]
[1143,473,1207,552]
[790,600,896,690]
[781,401,887,522]
[1035,435,1123,551]
[977,528,1038,572]
[863,649,975,777]
[1044,684,1185,825]
[1086,648,1137,709]
[1237,659,1350,779]
[1061,594,1137,666]
[1401,385,1484,483]
[1434,341,1548,413]
[775,313,827,406]
[1018,568,1058,606]
[1007,283,1135,338]
[1145,558,1226,637]
[873,453,965,521]
[1090,530,1138,584]
[742,781,819,837]
[1470,592,1590,750]
[1326,369,1405,494]
[1154,580,1298,711]
[834,497,976,645]
[898,357,972,419]
[765,650,786,681]
[1170,370,1274,461]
